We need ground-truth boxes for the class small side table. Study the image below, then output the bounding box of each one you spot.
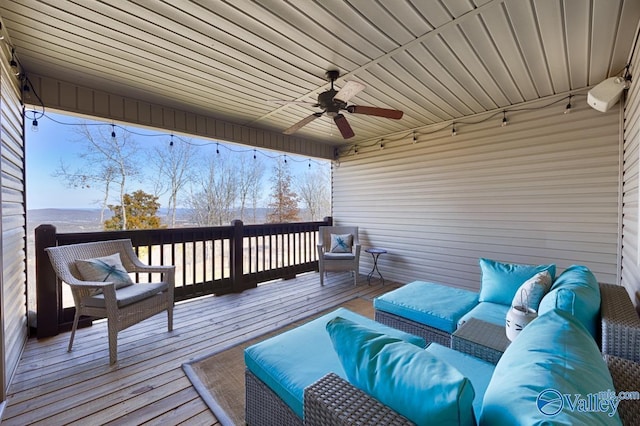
[365,248,387,285]
[451,318,510,364]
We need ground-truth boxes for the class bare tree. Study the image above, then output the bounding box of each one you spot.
[53,123,141,228]
[186,153,238,226]
[296,165,331,221]
[236,152,264,223]
[150,138,197,227]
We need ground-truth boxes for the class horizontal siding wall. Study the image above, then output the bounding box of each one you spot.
[0,49,27,401]
[621,27,640,308]
[333,97,621,292]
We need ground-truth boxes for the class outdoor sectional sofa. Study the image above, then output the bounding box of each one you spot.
[243,260,640,425]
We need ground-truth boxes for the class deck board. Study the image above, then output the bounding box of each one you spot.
[3,272,399,425]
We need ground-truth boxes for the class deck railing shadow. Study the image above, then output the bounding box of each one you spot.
[34,217,332,338]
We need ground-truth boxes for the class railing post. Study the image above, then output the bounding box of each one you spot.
[231,219,247,292]
[35,224,59,338]
[323,216,333,226]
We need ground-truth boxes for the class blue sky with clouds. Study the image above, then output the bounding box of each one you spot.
[26,111,329,210]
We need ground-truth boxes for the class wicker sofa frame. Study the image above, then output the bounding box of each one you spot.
[374,309,452,347]
[600,283,640,362]
[46,239,175,365]
[245,282,640,425]
[604,354,640,426]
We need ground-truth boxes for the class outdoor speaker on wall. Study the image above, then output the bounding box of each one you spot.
[587,77,629,112]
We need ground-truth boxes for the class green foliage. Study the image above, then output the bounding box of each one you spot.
[104,190,165,230]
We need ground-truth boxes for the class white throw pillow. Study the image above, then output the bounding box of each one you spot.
[330,234,353,253]
[76,253,134,289]
[511,270,552,311]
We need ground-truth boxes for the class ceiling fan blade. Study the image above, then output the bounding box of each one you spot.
[267,99,317,106]
[283,112,323,135]
[334,81,366,103]
[347,105,404,119]
[334,114,355,139]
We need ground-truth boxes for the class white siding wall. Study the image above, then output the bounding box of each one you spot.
[0,48,27,401]
[621,31,640,308]
[333,97,621,292]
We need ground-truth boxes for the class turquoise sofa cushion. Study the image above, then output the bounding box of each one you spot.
[538,265,601,338]
[480,309,622,425]
[478,258,556,306]
[426,343,496,424]
[374,281,479,333]
[244,307,425,419]
[327,317,476,426]
[457,301,510,328]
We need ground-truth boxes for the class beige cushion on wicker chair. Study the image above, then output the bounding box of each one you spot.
[83,282,168,308]
[45,239,175,365]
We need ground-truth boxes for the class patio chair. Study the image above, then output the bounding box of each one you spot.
[317,226,361,286]
[45,239,175,365]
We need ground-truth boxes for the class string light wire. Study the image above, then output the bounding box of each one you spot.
[29,111,326,167]
[335,92,587,158]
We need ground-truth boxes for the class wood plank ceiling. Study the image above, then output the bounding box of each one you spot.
[0,0,639,147]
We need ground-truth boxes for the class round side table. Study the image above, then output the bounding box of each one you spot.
[365,248,387,285]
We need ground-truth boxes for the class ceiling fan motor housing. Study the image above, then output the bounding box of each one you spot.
[317,89,345,116]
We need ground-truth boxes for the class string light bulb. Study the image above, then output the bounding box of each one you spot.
[379,139,384,150]
[308,159,311,168]
[501,111,508,127]
[31,118,38,132]
[564,95,572,114]
[216,142,220,154]
[451,123,457,136]
[253,149,256,160]
[413,131,417,144]
[111,124,116,140]
[169,134,174,147]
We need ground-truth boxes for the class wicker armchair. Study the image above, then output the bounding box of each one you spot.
[45,239,175,365]
[317,226,361,286]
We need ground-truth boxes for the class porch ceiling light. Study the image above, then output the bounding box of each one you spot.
[9,48,19,76]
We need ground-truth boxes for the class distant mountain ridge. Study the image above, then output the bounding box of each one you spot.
[27,207,273,233]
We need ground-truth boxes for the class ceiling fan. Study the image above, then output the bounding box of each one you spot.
[283,70,404,139]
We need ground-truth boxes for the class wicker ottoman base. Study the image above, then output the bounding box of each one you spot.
[245,369,302,426]
[375,309,451,347]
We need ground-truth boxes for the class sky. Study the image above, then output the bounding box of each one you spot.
[25,111,330,210]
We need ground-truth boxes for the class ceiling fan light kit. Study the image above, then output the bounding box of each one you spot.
[283,70,404,139]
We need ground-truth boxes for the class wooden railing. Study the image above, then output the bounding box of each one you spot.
[34,217,332,338]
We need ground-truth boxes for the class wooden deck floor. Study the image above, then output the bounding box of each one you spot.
[3,272,399,425]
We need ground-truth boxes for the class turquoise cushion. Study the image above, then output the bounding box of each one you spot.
[426,343,495,424]
[457,301,510,328]
[480,309,622,425]
[478,258,556,306]
[327,317,476,426]
[538,265,601,338]
[244,308,425,419]
[374,281,479,333]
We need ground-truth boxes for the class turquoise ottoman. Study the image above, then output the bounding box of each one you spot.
[374,281,479,346]
[244,307,426,425]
